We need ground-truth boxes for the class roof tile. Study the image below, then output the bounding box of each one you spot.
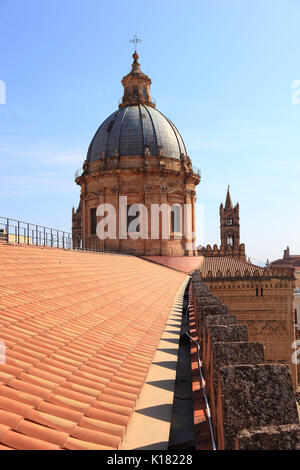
[15,420,68,447]
[79,415,125,437]
[2,429,61,450]
[0,423,10,442]
[0,396,34,418]
[27,409,77,434]
[0,410,23,428]
[71,425,121,448]
[64,435,112,451]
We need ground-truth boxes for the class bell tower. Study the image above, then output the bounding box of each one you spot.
[198,186,245,259]
[220,186,240,249]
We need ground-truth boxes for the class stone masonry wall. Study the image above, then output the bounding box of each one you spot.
[191,270,300,450]
[203,275,297,388]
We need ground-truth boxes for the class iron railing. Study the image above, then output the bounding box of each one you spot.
[0,217,73,249]
[0,216,136,256]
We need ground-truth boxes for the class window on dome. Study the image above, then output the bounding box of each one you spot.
[143,86,147,99]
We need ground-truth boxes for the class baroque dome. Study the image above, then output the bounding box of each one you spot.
[87,104,187,163]
[85,51,188,164]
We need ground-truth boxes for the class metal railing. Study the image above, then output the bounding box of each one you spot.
[185,297,216,450]
[0,217,73,249]
[0,216,137,256]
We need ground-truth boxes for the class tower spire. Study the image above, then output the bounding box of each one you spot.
[225,185,233,210]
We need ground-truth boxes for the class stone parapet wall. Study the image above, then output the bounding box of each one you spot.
[191,270,300,450]
[198,243,246,260]
[199,269,297,388]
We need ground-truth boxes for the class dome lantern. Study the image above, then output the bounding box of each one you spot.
[119,52,155,109]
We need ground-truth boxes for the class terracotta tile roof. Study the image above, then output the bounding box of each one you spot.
[0,243,187,450]
[141,256,204,274]
[196,256,265,278]
[143,256,267,278]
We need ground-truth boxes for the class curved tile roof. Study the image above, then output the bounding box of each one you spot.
[141,256,266,277]
[197,257,265,277]
[0,244,187,450]
[87,105,187,162]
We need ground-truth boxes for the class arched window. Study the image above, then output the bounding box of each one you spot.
[227,235,234,246]
[125,87,130,99]
[132,86,139,100]
[143,86,147,99]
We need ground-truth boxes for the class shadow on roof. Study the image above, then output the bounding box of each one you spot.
[135,403,173,422]
[156,348,179,356]
[159,338,179,344]
[147,379,176,392]
[152,361,178,370]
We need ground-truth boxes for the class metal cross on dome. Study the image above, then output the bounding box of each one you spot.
[129,35,142,52]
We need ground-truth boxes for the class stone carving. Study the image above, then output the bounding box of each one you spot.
[158,146,165,157]
[144,146,151,156]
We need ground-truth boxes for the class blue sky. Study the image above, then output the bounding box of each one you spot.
[0,0,299,262]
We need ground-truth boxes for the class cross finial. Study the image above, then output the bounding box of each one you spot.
[129,35,142,52]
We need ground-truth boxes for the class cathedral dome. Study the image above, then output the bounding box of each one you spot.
[87,104,187,162]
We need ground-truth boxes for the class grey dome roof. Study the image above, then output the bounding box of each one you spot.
[87,104,187,162]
